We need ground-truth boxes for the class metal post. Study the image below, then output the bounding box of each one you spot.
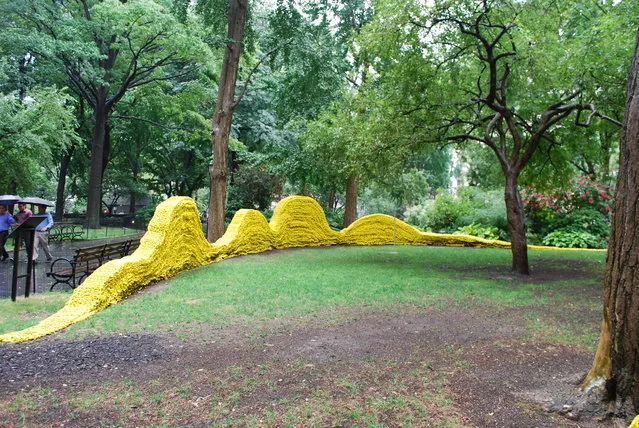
[10,233,20,302]
[25,228,35,298]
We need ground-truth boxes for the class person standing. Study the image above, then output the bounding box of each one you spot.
[0,205,15,261]
[33,205,53,261]
[14,202,33,259]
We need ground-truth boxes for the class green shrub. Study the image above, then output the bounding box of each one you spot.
[455,223,500,240]
[542,229,601,248]
[457,189,508,238]
[134,202,160,224]
[419,190,470,233]
[358,188,405,218]
[227,164,274,215]
[549,208,610,239]
[404,188,507,237]
[403,203,430,230]
[325,208,344,230]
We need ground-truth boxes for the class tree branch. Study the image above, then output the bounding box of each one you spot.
[576,104,623,127]
[111,115,194,132]
[233,40,294,108]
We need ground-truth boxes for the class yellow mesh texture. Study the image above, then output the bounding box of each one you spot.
[270,196,340,248]
[0,195,605,343]
[0,197,216,343]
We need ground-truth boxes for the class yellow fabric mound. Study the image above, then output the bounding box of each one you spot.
[340,214,512,248]
[0,195,605,343]
[629,415,639,428]
[341,214,426,246]
[0,197,215,343]
[270,196,340,248]
[213,208,275,260]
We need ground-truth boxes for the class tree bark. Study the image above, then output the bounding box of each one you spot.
[55,144,75,222]
[86,89,109,229]
[207,0,248,242]
[504,172,529,275]
[129,191,136,218]
[343,174,358,228]
[583,31,639,418]
[329,190,336,210]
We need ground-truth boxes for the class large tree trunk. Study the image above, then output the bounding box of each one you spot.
[207,0,248,242]
[55,144,75,222]
[343,174,358,228]
[583,31,639,419]
[86,89,109,229]
[504,173,529,275]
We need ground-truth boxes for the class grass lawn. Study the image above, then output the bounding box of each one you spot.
[0,246,608,427]
[78,225,142,241]
[0,245,606,342]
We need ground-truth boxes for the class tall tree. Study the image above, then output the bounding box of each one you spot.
[582,29,639,421]
[0,87,79,195]
[4,0,206,227]
[358,0,627,274]
[207,0,249,242]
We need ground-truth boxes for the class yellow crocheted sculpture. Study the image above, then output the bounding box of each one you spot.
[0,195,604,343]
[0,197,215,343]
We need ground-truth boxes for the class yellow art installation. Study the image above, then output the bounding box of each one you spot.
[0,195,604,344]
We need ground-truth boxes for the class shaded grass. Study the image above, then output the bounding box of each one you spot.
[62,246,605,339]
[0,292,71,333]
[79,226,141,241]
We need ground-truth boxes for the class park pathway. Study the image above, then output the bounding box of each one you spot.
[0,235,142,299]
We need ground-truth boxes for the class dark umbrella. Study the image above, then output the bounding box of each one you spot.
[0,194,22,205]
[19,196,55,207]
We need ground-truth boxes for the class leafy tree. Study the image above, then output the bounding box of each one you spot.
[358,0,632,274]
[0,87,79,195]
[2,0,209,227]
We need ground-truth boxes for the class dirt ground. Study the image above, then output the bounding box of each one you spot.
[0,260,615,427]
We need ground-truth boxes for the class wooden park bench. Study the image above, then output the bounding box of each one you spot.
[46,237,140,291]
[48,222,85,243]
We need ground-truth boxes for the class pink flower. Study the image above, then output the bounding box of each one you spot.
[588,198,594,204]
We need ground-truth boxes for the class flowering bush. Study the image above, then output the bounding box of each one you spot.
[523,176,614,247]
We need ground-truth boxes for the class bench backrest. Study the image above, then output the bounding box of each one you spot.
[128,238,141,253]
[74,238,140,264]
[102,242,129,261]
[75,245,107,263]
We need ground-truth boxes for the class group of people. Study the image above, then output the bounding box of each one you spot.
[0,202,54,263]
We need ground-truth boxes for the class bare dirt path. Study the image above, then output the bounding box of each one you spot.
[0,301,608,427]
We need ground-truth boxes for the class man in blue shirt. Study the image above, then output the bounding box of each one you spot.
[33,205,54,262]
[0,205,15,261]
